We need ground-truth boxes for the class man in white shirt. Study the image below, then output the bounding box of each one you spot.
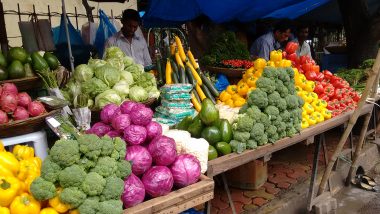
[294,25,312,59]
[105,9,152,66]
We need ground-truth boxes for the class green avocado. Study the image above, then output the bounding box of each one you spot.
[201,126,222,145]
[199,98,219,125]
[0,52,7,68]
[220,119,232,143]
[0,68,8,80]
[175,115,193,130]
[8,60,25,79]
[187,115,204,138]
[31,52,50,71]
[8,47,28,63]
[208,145,218,160]
[43,52,59,70]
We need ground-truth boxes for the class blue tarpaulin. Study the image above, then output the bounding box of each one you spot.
[143,0,332,25]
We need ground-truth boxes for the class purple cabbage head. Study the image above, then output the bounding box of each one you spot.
[145,121,162,141]
[170,154,201,188]
[123,125,147,145]
[87,122,112,137]
[122,174,145,208]
[130,105,153,126]
[125,145,152,175]
[148,136,177,166]
[111,114,131,132]
[100,103,119,124]
[142,166,173,198]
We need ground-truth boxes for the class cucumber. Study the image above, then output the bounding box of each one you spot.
[184,73,189,84]
[192,89,201,104]
[156,56,163,85]
[178,66,186,83]
[172,70,179,83]
[200,73,219,97]
[185,65,196,86]
[201,84,216,104]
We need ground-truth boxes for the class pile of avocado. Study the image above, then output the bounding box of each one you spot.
[176,98,233,160]
[0,47,59,81]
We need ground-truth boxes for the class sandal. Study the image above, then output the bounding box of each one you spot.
[351,166,380,192]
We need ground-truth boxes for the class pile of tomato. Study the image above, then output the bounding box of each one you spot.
[221,59,254,69]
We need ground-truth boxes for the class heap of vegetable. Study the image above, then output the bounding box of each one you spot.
[0,83,47,124]
[0,143,43,214]
[30,135,131,214]
[233,66,304,153]
[335,58,373,92]
[61,47,160,110]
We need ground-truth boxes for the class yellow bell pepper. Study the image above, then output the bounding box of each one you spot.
[231,93,242,101]
[226,85,237,95]
[0,176,21,207]
[12,145,34,161]
[49,189,70,213]
[309,92,318,101]
[303,103,314,114]
[301,118,309,129]
[320,100,328,108]
[40,208,59,214]
[304,81,315,92]
[10,193,40,214]
[306,115,317,126]
[17,159,41,182]
[254,58,267,69]
[295,86,302,92]
[295,75,307,89]
[0,207,10,214]
[0,164,14,177]
[270,50,282,62]
[254,69,263,78]
[246,76,257,88]
[311,100,323,112]
[234,98,246,107]
[321,109,332,119]
[225,99,234,107]
[237,83,249,96]
[219,91,232,102]
[69,209,79,214]
[242,72,253,81]
[300,92,313,103]
[0,142,4,152]
[302,109,308,117]
[245,66,255,75]
[0,152,19,176]
[24,176,36,194]
[293,68,299,76]
[267,61,275,67]
[248,87,256,94]
[312,112,324,123]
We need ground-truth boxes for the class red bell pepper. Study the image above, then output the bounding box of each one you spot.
[323,70,333,79]
[320,93,330,101]
[302,63,314,73]
[287,53,298,63]
[285,42,299,54]
[315,73,325,81]
[324,84,335,97]
[305,70,317,80]
[313,65,320,73]
[314,82,324,94]
[282,51,287,58]
[300,55,311,64]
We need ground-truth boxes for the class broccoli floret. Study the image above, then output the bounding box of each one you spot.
[275,79,289,98]
[268,133,279,143]
[239,104,249,114]
[285,67,295,79]
[232,114,254,132]
[247,89,268,109]
[101,136,114,156]
[247,140,258,149]
[286,83,296,95]
[59,164,86,188]
[50,139,80,168]
[112,137,127,161]
[264,106,280,121]
[78,198,100,214]
[296,95,305,108]
[276,98,287,111]
[285,95,299,109]
[250,123,265,139]
[262,67,279,79]
[268,92,281,106]
[233,131,250,143]
[30,177,57,201]
[266,125,277,136]
[78,134,103,160]
[246,106,262,119]
[277,122,287,133]
[115,160,132,179]
[278,68,291,83]
[256,77,276,94]
[257,134,268,146]
[258,113,271,129]
[290,109,303,121]
[100,176,124,201]
[92,156,118,178]
[279,131,287,139]
[81,172,106,196]
[280,110,291,122]
[98,200,123,214]
[229,140,247,154]
[60,187,87,208]
[40,157,61,183]
[294,120,302,132]
[77,157,96,171]
[286,127,297,137]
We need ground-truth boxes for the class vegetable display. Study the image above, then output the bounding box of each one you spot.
[29,135,130,214]
[0,143,42,213]
[61,47,160,110]
[0,83,47,124]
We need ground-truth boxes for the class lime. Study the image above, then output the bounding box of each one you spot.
[215,142,232,156]
[208,145,218,160]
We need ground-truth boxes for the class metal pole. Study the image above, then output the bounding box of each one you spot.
[0,0,8,53]
[61,0,75,72]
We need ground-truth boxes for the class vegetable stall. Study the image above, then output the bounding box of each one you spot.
[0,13,379,214]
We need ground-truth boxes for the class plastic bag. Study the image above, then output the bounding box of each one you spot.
[81,22,98,45]
[72,107,91,131]
[94,9,117,57]
[214,73,230,92]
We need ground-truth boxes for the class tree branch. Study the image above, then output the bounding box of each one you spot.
[81,0,94,23]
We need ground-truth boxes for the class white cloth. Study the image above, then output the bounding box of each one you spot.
[104,31,152,66]
[294,38,312,59]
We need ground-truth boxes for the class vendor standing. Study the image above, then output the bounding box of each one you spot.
[250,20,292,60]
[294,24,312,59]
[105,9,152,66]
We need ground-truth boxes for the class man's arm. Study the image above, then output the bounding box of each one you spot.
[256,40,271,61]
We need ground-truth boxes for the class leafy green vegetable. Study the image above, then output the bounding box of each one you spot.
[95,89,122,109]
[81,78,110,98]
[88,58,107,70]
[95,65,121,87]
[129,86,148,102]
[74,64,94,82]
[120,70,134,85]
[112,80,129,99]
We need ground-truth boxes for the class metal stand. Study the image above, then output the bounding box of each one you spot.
[205,173,237,214]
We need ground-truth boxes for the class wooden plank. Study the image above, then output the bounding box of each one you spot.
[207,103,374,177]
[123,175,214,214]
[158,192,214,214]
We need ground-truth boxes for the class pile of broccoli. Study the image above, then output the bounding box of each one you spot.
[30,135,131,214]
[231,67,303,153]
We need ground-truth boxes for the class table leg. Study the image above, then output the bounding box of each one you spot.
[222,173,237,214]
[307,135,322,211]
